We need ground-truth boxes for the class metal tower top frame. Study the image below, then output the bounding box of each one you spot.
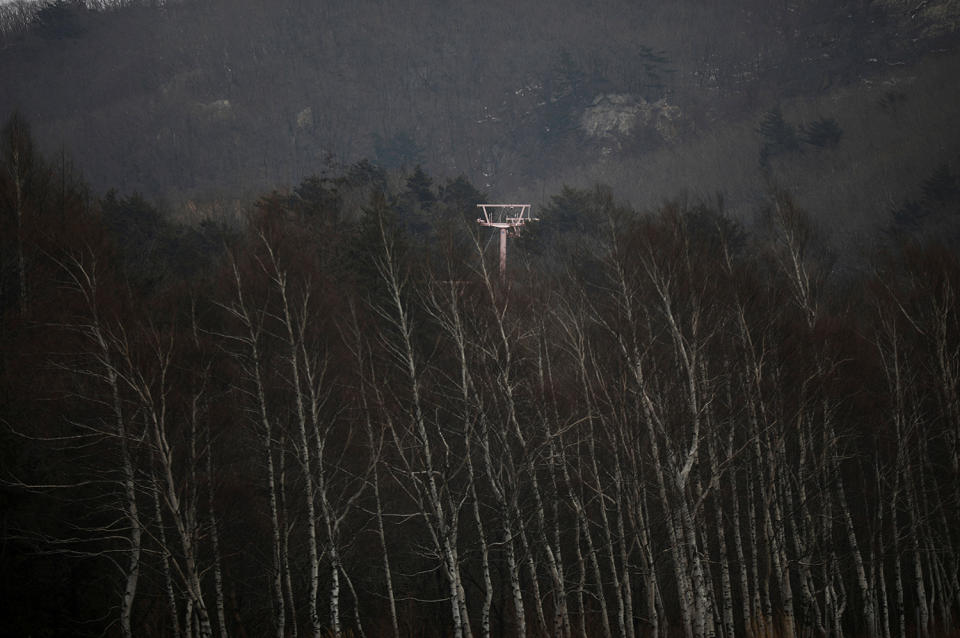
[476,204,535,232]
[476,204,536,282]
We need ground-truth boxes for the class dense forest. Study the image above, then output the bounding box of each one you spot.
[2,104,960,637]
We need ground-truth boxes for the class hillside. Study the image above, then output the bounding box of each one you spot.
[1,0,959,235]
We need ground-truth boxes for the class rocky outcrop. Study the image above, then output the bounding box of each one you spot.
[296,107,313,129]
[580,94,681,150]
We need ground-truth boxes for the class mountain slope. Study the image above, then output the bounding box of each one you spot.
[1,0,958,233]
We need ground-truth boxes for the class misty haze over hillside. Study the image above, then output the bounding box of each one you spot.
[1,0,959,235]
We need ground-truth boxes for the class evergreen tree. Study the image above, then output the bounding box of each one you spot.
[759,106,800,165]
[921,163,958,207]
[801,116,843,148]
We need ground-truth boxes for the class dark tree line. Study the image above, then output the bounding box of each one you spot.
[2,117,960,638]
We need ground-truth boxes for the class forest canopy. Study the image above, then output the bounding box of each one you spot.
[2,112,960,637]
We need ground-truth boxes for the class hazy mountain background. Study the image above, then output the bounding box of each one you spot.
[1,0,960,237]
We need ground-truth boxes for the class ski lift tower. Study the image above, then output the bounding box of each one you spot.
[477,204,536,282]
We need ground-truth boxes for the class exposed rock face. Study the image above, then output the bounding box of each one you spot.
[580,94,681,150]
[296,106,313,129]
[651,100,682,142]
[196,99,232,119]
[581,94,645,138]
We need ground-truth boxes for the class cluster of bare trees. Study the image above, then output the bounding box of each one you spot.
[4,153,960,638]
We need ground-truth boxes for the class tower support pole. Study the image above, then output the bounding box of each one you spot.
[476,205,534,285]
[499,227,508,283]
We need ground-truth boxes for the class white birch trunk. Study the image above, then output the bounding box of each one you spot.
[877,510,891,638]
[707,435,735,638]
[642,239,717,638]
[893,505,906,638]
[790,416,825,637]
[355,359,399,638]
[149,402,214,638]
[476,241,566,638]
[475,398,526,638]
[747,464,771,638]
[343,565,367,638]
[504,501,528,638]
[464,431,492,638]
[269,256,324,638]
[536,332,573,638]
[906,463,930,637]
[154,473,182,638]
[515,500,548,634]
[743,353,794,638]
[226,261,286,638]
[729,463,753,637]
[571,331,626,638]
[613,460,636,638]
[206,440,230,638]
[835,462,877,636]
[375,215,471,638]
[357,372,399,638]
[123,331,212,638]
[73,258,142,638]
[204,422,229,638]
[428,277,498,638]
[330,549,342,638]
[278,435,298,638]
[119,455,143,638]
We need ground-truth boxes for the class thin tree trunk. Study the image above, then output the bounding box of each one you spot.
[745,360,795,638]
[466,434,493,638]
[186,599,195,638]
[876,461,892,638]
[536,330,573,638]
[119,437,142,638]
[514,499,548,635]
[355,360,399,638]
[504,501,528,638]
[153,473,182,638]
[747,463,771,638]
[893,496,906,638]
[375,214,470,638]
[149,401,214,638]
[11,147,28,314]
[565,510,584,636]
[269,256,324,638]
[226,261,286,638]
[570,327,625,638]
[729,462,753,637]
[613,459,636,638]
[204,421,229,638]
[707,434,735,638]
[279,435,298,638]
[905,459,930,637]
[355,355,398,638]
[428,277,497,638]
[75,259,142,638]
[340,564,366,638]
